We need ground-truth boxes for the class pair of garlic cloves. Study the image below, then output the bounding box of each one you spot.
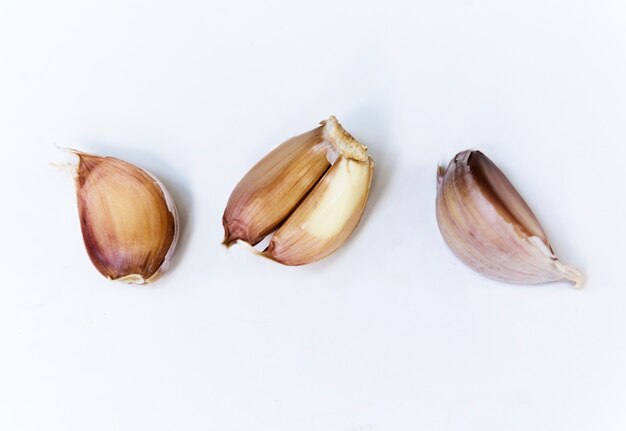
[222,116,374,265]
[436,150,583,288]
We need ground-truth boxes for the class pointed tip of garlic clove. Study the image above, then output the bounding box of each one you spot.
[221,217,266,248]
[554,260,585,289]
[222,233,238,248]
[221,223,237,247]
[222,237,236,248]
[53,147,93,176]
[527,236,585,288]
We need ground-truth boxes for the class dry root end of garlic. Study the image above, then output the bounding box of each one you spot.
[222,116,373,266]
[436,149,583,288]
[68,150,179,284]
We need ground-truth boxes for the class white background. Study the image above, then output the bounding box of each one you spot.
[1,0,625,429]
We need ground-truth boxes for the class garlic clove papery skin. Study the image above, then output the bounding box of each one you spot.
[436,150,583,287]
[263,154,373,266]
[72,151,179,284]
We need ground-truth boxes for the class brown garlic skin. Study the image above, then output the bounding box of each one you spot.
[222,126,330,247]
[436,150,583,287]
[73,151,179,284]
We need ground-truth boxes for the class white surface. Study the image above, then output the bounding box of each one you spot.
[1,0,625,429]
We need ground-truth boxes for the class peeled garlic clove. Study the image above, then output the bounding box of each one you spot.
[263,154,373,265]
[436,150,583,287]
[71,151,179,284]
[222,125,331,246]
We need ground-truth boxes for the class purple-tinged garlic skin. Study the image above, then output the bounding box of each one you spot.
[436,150,583,287]
[73,151,179,284]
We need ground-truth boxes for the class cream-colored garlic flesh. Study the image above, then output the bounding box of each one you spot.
[297,157,370,239]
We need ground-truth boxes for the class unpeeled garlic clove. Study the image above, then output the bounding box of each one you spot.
[436,150,583,287]
[223,116,374,265]
[222,125,331,246]
[263,154,373,265]
[70,150,179,284]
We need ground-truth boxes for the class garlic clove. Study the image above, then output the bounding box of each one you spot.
[222,125,331,246]
[436,150,583,287]
[71,150,179,284]
[263,154,373,265]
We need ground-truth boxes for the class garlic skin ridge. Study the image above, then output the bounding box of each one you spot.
[140,167,179,283]
[436,149,583,288]
[70,150,179,284]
